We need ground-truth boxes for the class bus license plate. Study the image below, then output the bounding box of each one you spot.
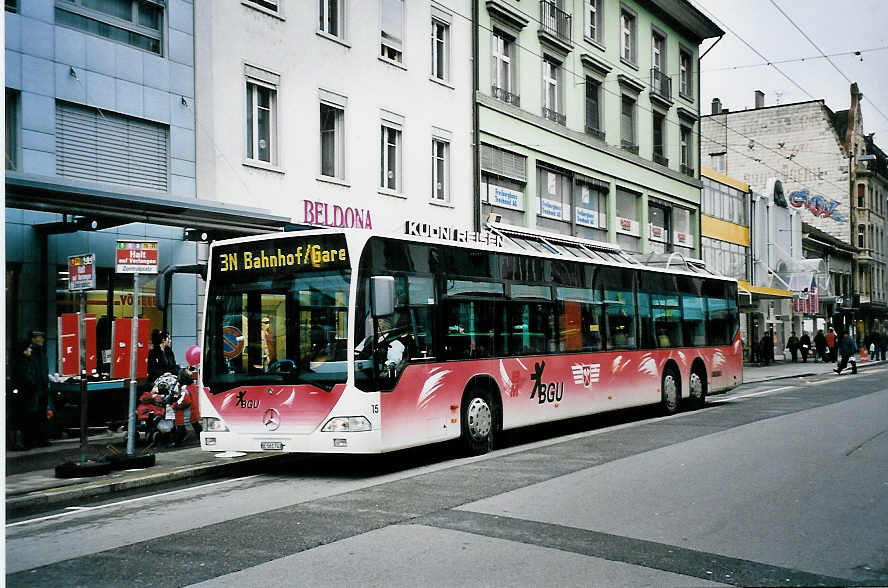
[260,441,283,450]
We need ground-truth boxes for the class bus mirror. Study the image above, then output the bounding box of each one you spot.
[371,276,396,317]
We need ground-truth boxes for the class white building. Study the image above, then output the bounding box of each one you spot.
[195,0,475,233]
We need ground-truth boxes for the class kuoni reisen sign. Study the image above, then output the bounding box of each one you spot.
[116,241,159,274]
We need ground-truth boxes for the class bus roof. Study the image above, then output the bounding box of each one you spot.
[209,224,734,284]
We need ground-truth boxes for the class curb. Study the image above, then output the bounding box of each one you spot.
[742,360,884,384]
[6,452,286,517]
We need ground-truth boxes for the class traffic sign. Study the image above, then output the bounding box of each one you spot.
[116,241,159,274]
[68,253,96,291]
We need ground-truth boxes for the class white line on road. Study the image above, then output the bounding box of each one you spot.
[710,385,795,403]
[7,474,260,528]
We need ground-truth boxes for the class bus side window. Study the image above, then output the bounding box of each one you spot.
[556,287,602,352]
[679,276,706,346]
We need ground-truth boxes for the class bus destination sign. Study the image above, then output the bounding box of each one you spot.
[405,221,504,248]
[214,235,350,277]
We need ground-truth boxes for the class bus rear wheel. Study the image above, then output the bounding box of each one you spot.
[689,365,707,409]
[461,390,494,455]
[661,365,681,415]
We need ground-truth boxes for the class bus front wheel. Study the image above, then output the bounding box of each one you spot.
[661,365,681,415]
[461,390,494,455]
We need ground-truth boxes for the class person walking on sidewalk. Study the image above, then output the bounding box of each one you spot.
[825,328,837,362]
[23,331,53,448]
[759,332,772,366]
[834,331,857,374]
[787,332,799,363]
[799,331,812,363]
[813,329,826,363]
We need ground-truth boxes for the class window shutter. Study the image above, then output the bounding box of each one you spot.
[481,144,526,182]
[56,102,169,192]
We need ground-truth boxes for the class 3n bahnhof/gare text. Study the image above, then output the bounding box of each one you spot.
[218,245,347,272]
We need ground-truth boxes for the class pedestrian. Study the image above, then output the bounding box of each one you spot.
[22,330,54,448]
[799,331,811,363]
[881,331,888,361]
[168,368,199,447]
[787,331,799,362]
[825,328,836,363]
[759,332,772,366]
[751,337,760,363]
[147,329,177,384]
[872,331,882,361]
[813,329,826,363]
[7,340,34,450]
[835,330,857,374]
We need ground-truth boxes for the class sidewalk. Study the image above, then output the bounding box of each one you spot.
[5,431,283,517]
[742,356,886,384]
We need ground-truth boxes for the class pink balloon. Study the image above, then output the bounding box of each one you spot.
[185,345,201,367]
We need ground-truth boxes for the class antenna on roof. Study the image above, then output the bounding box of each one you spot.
[775,90,784,105]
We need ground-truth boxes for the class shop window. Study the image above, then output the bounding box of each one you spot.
[648,204,670,254]
[615,188,640,252]
[537,164,572,228]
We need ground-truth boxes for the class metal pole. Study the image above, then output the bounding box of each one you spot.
[126,273,140,455]
[79,292,88,463]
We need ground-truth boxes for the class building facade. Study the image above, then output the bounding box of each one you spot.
[477,0,721,257]
[195,0,474,234]
[701,87,883,338]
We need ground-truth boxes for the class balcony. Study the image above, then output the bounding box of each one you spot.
[652,152,669,167]
[680,163,695,177]
[650,68,673,106]
[543,107,566,126]
[538,1,572,53]
[491,85,520,107]
[585,126,605,141]
[621,141,639,155]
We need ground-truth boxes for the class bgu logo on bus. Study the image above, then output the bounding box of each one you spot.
[530,361,564,404]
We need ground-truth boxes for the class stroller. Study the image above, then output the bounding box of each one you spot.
[136,373,179,445]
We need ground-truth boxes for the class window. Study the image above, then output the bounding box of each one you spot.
[431,19,450,82]
[320,102,344,179]
[246,80,277,164]
[558,286,602,351]
[585,77,603,137]
[574,179,607,241]
[652,111,666,165]
[380,0,404,62]
[537,165,571,223]
[6,89,19,171]
[481,144,527,224]
[858,183,866,208]
[680,125,693,175]
[648,204,670,253]
[542,57,564,124]
[5,0,18,12]
[620,95,636,151]
[246,0,279,12]
[615,188,640,252]
[679,49,693,98]
[673,207,693,250]
[319,0,345,38]
[602,269,636,350]
[508,285,555,355]
[491,31,518,105]
[55,0,163,55]
[680,277,705,346]
[858,224,866,248]
[705,280,736,346]
[710,152,726,173]
[584,0,602,43]
[443,280,505,359]
[56,101,168,191]
[380,124,402,192]
[649,275,682,348]
[620,8,635,64]
[432,138,449,201]
[651,31,665,73]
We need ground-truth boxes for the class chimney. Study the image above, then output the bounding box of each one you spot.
[712,98,722,115]
[755,90,765,108]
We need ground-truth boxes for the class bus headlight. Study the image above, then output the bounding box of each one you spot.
[201,417,229,432]
[321,416,372,432]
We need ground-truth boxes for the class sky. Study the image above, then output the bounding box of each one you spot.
[694,0,888,141]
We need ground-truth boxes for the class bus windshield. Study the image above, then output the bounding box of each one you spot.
[204,235,351,393]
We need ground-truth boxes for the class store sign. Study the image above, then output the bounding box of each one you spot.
[68,253,96,291]
[788,189,845,223]
[304,200,373,229]
[482,183,524,211]
[673,231,691,248]
[616,217,640,237]
[116,241,158,274]
[575,207,605,229]
[649,224,667,243]
[539,198,566,220]
[405,221,504,248]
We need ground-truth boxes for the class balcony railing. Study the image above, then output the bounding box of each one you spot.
[652,152,669,166]
[585,126,605,141]
[621,140,639,155]
[543,107,566,126]
[680,163,695,177]
[650,68,672,102]
[491,85,520,107]
[539,1,571,46]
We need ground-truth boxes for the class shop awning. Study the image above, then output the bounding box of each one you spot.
[738,280,794,300]
[6,172,293,235]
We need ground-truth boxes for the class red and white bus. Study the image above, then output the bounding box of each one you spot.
[198,222,741,455]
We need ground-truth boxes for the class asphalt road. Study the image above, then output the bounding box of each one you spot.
[6,368,888,587]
